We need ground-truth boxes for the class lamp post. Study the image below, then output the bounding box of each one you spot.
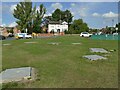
[116,27,118,33]
[26,28,28,33]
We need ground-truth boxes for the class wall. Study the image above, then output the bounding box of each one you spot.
[48,24,68,33]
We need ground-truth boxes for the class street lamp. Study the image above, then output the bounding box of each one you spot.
[26,28,28,33]
[116,27,118,33]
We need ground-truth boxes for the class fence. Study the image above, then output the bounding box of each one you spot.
[90,34,120,40]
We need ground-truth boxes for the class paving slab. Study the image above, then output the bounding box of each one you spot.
[2,44,11,46]
[0,67,32,83]
[83,55,107,61]
[90,48,108,53]
[24,42,37,44]
[48,42,60,45]
[72,43,81,45]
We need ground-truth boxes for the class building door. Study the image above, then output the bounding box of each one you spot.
[57,29,60,33]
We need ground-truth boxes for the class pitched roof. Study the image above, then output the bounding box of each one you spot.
[49,21,61,24]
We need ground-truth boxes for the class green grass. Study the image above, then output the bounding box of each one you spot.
[2,35,118,88]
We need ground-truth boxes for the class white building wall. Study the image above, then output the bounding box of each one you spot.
[48,24,68,33]
[62,25,68,31]
[48,24,55,32]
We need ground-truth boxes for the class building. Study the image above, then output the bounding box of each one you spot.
[48,21,68,35]
[0,27,9,37]
[0,26,4,35]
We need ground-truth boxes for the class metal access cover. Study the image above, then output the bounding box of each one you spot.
[0,67,32,83]
[90,48,108,53]
[83,55,107,61]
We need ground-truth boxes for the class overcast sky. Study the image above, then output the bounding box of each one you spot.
[1,1,119,29]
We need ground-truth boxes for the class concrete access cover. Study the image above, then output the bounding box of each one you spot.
[0,67,34,83]
[90,48,108,53]
[83,55,107,61]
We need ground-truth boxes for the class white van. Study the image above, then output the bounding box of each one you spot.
[15,33,32,39]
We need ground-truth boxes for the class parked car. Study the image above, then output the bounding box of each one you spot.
[113,33,118,35]
[15,33,32,39]
[80,32,92,37]
[0,35,6,40]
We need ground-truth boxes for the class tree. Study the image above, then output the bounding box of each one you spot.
[89,28,98,34]
[32,4,46,33]
[50,9,73,24]
[68,19,89,34]
[52,9,62,21]
[45,16,53,21]
[116,23,120,33]
[13,0,33,33]
[63,10,73,25]
[13,0,46,34]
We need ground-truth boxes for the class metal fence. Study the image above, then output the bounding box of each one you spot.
[90,34,120,40]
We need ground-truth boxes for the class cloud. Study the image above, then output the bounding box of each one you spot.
[71,12,75,15]
[69,4,90,18]
[10,4,17,13]
[44,13,52,17]
[51,3,63,9]
[79,7,88,17]
[8,22,17,27]
[0,24,6,27]
[102,11,118,18]
[71,3,76,7]
[92,13,100,17]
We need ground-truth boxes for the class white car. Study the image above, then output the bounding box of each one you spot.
[15,33,32,39]
[80,32,92,37]
[113,33,118,35]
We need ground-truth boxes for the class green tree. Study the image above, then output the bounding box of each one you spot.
[32,4,46,33]
[51,9,73,24]
[116,23,120,33]
[13,0,46,34]
[68,19,89,34]
[13,0,33,33]
[63,10,73,25]
[52,9,61,21]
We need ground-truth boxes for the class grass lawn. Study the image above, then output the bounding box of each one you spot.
[1,35,118,88]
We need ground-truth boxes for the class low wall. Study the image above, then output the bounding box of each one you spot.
[37,32,65,36]
[37,33,54,36]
